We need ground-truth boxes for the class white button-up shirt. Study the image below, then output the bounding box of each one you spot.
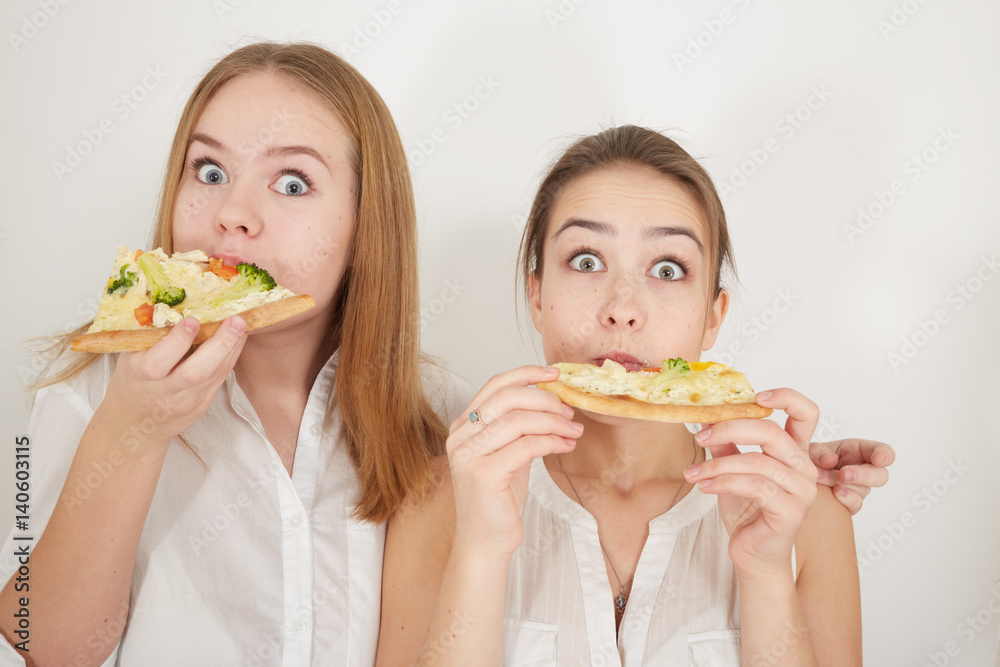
[0,353,467,666]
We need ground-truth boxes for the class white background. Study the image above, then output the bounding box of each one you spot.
[2,0,998,664]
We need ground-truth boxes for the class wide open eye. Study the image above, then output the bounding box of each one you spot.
[569,252,605,272]
[272,173,310,196]
[195,161,228,185]
[649,259,684,281]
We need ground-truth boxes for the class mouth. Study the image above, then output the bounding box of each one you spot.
[594,351,647,372]
[211,252,249,267]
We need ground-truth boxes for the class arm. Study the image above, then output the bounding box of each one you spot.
[376,457,456,665]
[687,389,859,665]
[376,366,581,666]
[0,317,247,667]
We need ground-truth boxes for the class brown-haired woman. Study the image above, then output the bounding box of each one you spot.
[0,43,451,666]
[379,126,864,665]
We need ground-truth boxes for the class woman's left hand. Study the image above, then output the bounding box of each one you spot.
[684,388,819,575]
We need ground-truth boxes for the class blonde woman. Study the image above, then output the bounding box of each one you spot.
[0,43,454,666]
[380,126,865,665]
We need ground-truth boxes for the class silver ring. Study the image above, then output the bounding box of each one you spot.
[469,409,488,427]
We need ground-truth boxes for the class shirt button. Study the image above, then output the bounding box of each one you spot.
[289,618,308,636]
[289,514,304,528]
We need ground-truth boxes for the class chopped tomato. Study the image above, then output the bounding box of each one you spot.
[134,303,154,326]
[135,249,145,259]
[207,257,239,280]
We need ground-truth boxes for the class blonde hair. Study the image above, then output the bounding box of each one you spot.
[518,125,736,301]
[36,42,446,522]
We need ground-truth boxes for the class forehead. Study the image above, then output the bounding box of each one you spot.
[194,71,352,155]
[547,165,709,242]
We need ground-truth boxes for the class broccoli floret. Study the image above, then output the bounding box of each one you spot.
[106,265,137,295]
[137,254,186,306]
[215,262,277,304]
[664,358,690,374]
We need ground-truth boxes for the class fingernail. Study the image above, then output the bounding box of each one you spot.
[821,453,838,467]
[562,404,575,418]
[563,438,576,449]
[546,366,561,376]
[842,468,856,483]
[229,316,247,334]
[684,465,701,479]
[838,486,850,498]
[697,478,713,489]
[756,391,772,403]
[695,427,712,442]
[571,422,584,433]
[817,467,826,482]
[182,317,199,333]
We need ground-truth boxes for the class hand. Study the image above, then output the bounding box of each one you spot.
[446,365,582,558]
[811,438,895,515]
[100,316,248,451]
[684,389,819,575]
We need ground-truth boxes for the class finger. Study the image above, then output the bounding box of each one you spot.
[452,365,562,432]
[813,439,897,468]
[755,388,819,450]
[838,464,890,489]
[463,385,575,431]
[817,467,839,488]
[487,435,577,480]
[131,317,201,379]
[176,316,248,385]
[832,484,865,516]
[687,452,813,497]
[697,419,810,475]
[807,441,841,469]
[450,409,583,458]
[695,472,813,516]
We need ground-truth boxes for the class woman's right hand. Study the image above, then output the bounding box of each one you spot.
[99,315,248,450]
[446,365,583,558]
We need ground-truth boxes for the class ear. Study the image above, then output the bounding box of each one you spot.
[701,289,729,351]
[528,273,544,334]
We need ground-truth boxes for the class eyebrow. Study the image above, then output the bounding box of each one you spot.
[553,218,704,252]
[188,133,331,171]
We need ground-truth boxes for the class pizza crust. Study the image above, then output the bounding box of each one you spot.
[70,294,316,353]
[536,379,772,424]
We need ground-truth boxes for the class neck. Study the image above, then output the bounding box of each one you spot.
[552,414,703,494]
[233,314,335,400]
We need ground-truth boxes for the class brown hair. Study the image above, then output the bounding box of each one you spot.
[35,42,446,522]
[518,125,736,302]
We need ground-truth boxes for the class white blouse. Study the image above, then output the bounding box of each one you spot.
[0,353,466,666]
[502,456,742,666]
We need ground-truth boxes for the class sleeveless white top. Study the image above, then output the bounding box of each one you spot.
[502,456,742,666]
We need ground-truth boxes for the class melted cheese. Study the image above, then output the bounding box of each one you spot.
[88,246,295,332]
[553,359,757,406]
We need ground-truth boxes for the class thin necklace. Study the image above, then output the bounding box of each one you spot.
[557,440,698,618]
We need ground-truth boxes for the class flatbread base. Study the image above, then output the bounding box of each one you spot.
[536,380,772,424]
[70,294,316,353]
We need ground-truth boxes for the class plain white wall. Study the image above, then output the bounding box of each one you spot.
[2,0,998,663]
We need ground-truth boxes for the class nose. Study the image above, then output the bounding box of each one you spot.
[600,274,644,330]
[213,181,264,237]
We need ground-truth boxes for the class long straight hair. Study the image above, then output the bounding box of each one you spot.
[36,43,446,522]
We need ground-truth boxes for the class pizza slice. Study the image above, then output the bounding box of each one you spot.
[536,358,772,423]
[70,247,315,353]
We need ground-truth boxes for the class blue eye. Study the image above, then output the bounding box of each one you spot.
[650,260,684,281]
[195,162,228,185]
[272,173,310,196]
[569,252,604,272]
